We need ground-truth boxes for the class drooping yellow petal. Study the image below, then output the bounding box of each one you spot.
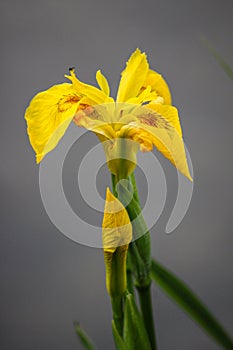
[146,103,182,136]
[96,70,110,96]
[127,104,192,180]
[116,49,149,102]
[102,188,132,253]
[143,69,172,105]
[25,67,114,163]
[25,83,81,163]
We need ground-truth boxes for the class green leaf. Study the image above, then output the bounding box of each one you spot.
[151,259,233,349]
[74,322,96,350]
[202,37,233,82]
[123,293,151,350]
[112,320,128,350]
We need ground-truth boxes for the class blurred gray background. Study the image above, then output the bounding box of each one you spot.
[1,0,233,349]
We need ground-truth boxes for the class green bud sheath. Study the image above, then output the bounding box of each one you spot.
[104,245,128,298]
[102,188,133,335]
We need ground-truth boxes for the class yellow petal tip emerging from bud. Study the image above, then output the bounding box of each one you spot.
[102,188,132,253]
[102,188,132,297]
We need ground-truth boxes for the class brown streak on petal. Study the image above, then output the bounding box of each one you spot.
[57,95,81,112]
[138,113,170,130]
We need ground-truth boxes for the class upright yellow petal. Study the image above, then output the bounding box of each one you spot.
[102,188,132,253]
[143,69,172,105]
[65,68,112,104]
[25,83,81,163]
[96,69,110,96]
[116,49,149,102]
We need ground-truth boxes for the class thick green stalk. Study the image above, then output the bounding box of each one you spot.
[129,241,151,288]
[111,172,157,350]
[111,173,118,197]
[130,172,141,204]
[137,283,156,350]
[129,241,156,350]
[126,253,135,296]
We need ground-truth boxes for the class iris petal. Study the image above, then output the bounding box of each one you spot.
[102,188,132,252]
[143,69,172,105]
[65,68,112,104]
[126,104,192,180]
[96,70,110,96]
[25,83,81,163]
[116,49,149,102]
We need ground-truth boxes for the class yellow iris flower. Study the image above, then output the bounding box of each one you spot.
[25,48,192,181]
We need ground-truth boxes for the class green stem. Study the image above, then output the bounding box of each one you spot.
[129,242,150,288]
[126,270,134,295]
[129,242,157,350]
[111,173,118,197]
[111,296,124,336]
[126,253,135,296]
[130,172,141,205]
[112,172,157,350]
[137,284,157,350]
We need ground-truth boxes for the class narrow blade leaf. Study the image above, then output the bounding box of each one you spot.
[151,259,233,349]
[74,322,96,350]
[202,37,233,82]
[112,320,129,350]
[123,293,151,350]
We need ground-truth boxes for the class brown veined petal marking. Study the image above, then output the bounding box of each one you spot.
[137,111,170,129]
[131,104,192,180]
